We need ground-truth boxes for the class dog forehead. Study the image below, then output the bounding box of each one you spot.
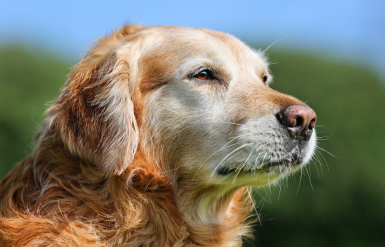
[140,26,267,69]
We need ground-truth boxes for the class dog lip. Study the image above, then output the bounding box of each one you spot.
[217,157,301,176]
[218,167,237,176]
[263,159,296,169]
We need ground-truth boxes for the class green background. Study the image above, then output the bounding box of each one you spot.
[0,45,384,247]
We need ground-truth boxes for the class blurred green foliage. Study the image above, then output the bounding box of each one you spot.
[0,46,384,247]
[0,46,70,176]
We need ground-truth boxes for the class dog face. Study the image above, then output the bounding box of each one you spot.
[48,25,316,189]
[131,27,317,188]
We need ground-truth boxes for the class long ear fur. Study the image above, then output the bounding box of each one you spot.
[46,25,142,175]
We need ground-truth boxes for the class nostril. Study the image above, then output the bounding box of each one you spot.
[295,116,304,128]
[309,118,316,130]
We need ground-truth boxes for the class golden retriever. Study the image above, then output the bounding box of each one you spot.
[0,25,317,247]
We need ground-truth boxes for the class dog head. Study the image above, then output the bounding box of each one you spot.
[45,25,317,188]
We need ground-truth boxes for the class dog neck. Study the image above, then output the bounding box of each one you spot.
[177,183,251,246]
[122,149,252,246]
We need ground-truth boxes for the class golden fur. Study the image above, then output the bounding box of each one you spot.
[0,25,317,246]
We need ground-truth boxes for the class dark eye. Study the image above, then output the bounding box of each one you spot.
[263,75,268,83]
[194,69,215,80]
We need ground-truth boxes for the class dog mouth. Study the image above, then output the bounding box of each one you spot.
[217,157,301,176]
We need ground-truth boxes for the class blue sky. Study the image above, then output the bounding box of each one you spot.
[1,0,384,78]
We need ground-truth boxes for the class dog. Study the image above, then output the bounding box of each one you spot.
[0,25,317,247]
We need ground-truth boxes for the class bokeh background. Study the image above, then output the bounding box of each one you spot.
[1,1,384,246]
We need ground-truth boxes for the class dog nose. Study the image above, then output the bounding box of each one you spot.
[278,105,317,140]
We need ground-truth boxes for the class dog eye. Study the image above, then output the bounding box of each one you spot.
[263,75,268,83]
[194,69,215,80]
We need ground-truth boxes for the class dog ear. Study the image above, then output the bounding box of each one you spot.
[46,25,142,176]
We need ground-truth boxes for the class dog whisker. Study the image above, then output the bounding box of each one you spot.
[211,143,253,177]
[246,187,262,226]
[315,146,337,159]
[295,167,304,196]
[262,38,286,55]
[315,147,331,171]
[193,134,253,181]
[305,166,314,191]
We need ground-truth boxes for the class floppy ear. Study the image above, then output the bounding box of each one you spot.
[47,25,141,175]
